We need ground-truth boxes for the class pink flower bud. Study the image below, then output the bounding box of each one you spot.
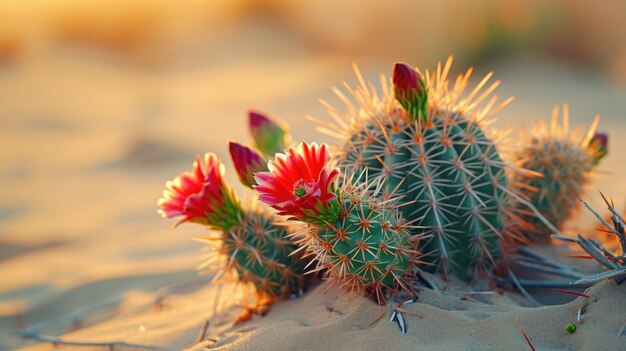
[590,132,608,165]
[392,62,427,120]
[249,111,290,156]
[229,141,268,188]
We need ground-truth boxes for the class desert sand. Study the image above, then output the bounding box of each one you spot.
[2,8,626,349]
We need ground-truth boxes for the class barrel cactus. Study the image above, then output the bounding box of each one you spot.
[510,105,608,241]
[157,152,305,304]
[310,57,540,281]
[255,141,420,304]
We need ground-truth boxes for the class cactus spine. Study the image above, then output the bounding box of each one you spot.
[510,105,607,241]
[312,57,523,280]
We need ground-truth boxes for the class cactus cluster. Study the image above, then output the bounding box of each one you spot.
[510,105,607,241]
[157,57,609,314]
[312,58,523,280]
[158,121,305,304]
[254,142,420,304]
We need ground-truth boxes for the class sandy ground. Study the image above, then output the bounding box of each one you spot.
[1,25,626,350]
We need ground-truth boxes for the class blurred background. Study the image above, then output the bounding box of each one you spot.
[1,0,626,349]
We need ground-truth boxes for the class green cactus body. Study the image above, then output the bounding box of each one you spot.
[341,110,506,280]
[200,205,305,298]
[300,182,417,303]
[313,59,517,280]
[511,106,605,241]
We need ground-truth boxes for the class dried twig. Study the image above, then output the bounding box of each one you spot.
[508,270,541,307]
[552,196,626,286]
[18,330,162,350]
[517,319,536,351]
[196,320,211,344]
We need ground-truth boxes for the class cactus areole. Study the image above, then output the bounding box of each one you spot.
[319,58,515,280]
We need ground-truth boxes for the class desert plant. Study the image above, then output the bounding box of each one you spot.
[157,153,305,306]
[553,194,626,286]
[254,141,421,304]
[309,57,542,280]
[510,105,607,241]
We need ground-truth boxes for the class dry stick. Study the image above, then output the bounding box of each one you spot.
[572,267,626,285]
[196,320,210,344]
[598,193,626,254]
[517,247,585,275]
[498,278,590,289]
[517,319,536,351]
[19,330,161,350]
[508,270,541,307]
[618,321,626,337]
[19,297,122,337]
[507,189,561,235]
[581,198,624,247]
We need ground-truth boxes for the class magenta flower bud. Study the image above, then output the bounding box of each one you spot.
[392,62,427,120]
[590,132,608,165]
[248,111,290,156]
[229,141,268,188]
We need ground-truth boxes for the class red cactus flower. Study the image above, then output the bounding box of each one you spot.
[254,142,341,224]
[249,110,290,156]
[158,153,241,230]
[229,141,268,188]
[393,62,427,120]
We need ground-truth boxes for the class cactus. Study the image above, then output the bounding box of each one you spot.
[510,105,607,241]
[309,57,530,281]
[197,203,305,298]
[158,153,305,302]
[255,141,420,304]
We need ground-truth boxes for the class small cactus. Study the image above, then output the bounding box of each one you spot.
[255,141,420,304]
[310,57,527,280]
[510,105,607,241]
[158,153,305,301]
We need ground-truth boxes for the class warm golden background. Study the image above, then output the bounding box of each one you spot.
[1,1,626,349]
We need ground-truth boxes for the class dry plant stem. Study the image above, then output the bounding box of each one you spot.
[508,270,541,307]
[18,330,162,350]
[618,321,626,337]
[498,278,591,288]
[581,198,626,254]
[517,319,536,351]
[553,197,626,286]
[196,320,210,344]
[20,277,210,338]
[416,270,439,292]
[572,267,626,285]
[517,247,585,276]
